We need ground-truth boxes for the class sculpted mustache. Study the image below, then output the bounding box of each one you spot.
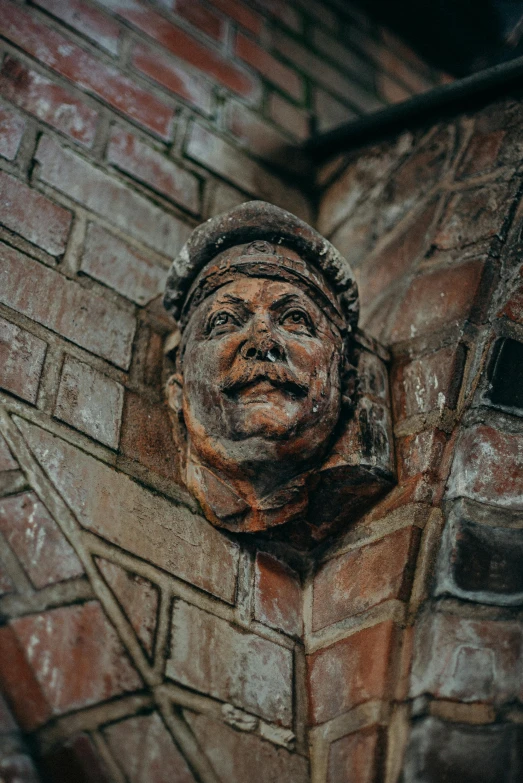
[221,363,309,395]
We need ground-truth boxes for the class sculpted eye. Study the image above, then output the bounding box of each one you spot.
[208,311,238,334]
[281,309,313,334]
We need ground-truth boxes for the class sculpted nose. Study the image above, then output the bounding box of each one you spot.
[240,321,285,362]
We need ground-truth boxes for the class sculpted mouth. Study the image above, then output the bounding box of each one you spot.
[222,376,308,400]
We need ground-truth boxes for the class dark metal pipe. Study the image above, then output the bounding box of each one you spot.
[304,54,523,162]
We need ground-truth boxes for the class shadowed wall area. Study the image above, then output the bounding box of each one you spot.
[0,1,523,781]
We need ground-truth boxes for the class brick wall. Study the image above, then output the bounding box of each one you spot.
[315,97,523,782]
[0,0,514,781]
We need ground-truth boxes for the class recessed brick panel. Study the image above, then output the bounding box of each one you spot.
[308,621,395,724]
[0,57,99,147]
[0,171,72,256]
[0,317,47,404]
[167,600,293,725]
[254,552,302,637]
[17,419,239,603]
[0,491,84,588]
[0,243,136,369]
[312,527,417,631]
[328,728,379,783]
[0,104,25,160]
[54,355,125,448]
[35,136,191,257]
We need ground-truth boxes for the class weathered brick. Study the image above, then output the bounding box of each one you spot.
[433,185,510,250]
[457,129,506,179]
[96,558,159,658]
[313,527,416,632]
[254,552,301,637]
[208,0,262,35]
[0,0,173,139]
[390,260,486,342]
[81,223,167,306]
[0,434,17,472]
[104,712,196,783]
[17,419,239,603]
[173,0,225,41]
[185,123,310,220]
[0,625,51,730]
[167,600,293,725]
[313,88,358,133]
[119,391,181,482]
[0,691,17,733]
[403,718,523,783]
[328,728,379,783]
[0,559,15,597]
[268,92,310,141]
[411,611,523,704]
[207,181,247,217]
[312,28,375,86]
[107,127,200,213]
[227,103,304,172]
[358,200,438,305]
[0,753,41,783]
[54,355,124,449]
[392,344,465,421]
[32,0,120,54]
[131,42,213,114]
[0,491,84,588]
[447,424,523,509]
[0,57,99,147]
[257,0,301,31]
[0,243,136,369]
[7,602,142,715]
[397,429,446,480]
[500,265,523,324]
[97,0,257,99]
[41,733,112,783]
[329,198,377,267]
[0,317,47,404]
[235,33,303,101]
[185,713,308,783]
[0,103,25,160]
[308,621,395,724]
[35,135,191,257]
[0,171,72,256]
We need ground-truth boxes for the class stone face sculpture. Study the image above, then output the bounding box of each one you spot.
[164,201,394,543]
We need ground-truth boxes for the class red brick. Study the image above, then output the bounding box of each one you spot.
[119,391,182,482]
[107,127,200,213]
[227,103,301,170]
[104,712,195,783]
[0,243,136,369]
[358,201,438,305]
[392,345,465,421]
[314,88,358,133]
[0,171,72,256]
[397,429,446,480]
[0,491,83,588]
[447,424,523,509]
[0,753,41,783]
[8,602,142,715]
[0,104,25,160]
[185,123,310,220]
[0,625,53,730]
[313,527,416,631]
[96,558,159,659]
[307,621,395,724]
[185,713,308,783]
[0,691,17,733]
[500,266,523,323]
[35,135,191,257]
[254,552,301,636]
[32,0,120,54]
[208,0,262,35]
[0,57,99,147]
[167,600,293,725]
[174,0,225,41]
[235,33,303,100]
[457,129,506,179]
[0,434,17,472]
[433,184,510,250]
[17,419,239,603]
[390,260,486,342]
[328,728,379,783]
[41,733,112,783]
[256,0,301,32]
[268,91,310,141]
[98,0,257,99]
[0,0,173,139]
[54,356,124,448]
[410,612,523,704]
[81,223,167,306]
[131,43,212,114]
[0,317,47,404]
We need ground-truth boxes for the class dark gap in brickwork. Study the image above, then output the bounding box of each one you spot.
[487,337,523,412]
[453,518,523,595]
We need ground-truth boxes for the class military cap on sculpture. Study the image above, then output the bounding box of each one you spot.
[164,201,394,543]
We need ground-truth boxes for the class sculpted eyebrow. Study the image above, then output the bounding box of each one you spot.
[270,293,306,310]
[214,294,250,308]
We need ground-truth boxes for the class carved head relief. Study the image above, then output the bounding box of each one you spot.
[164,202,394,543]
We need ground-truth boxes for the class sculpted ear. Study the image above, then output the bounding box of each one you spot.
[166,373,184,422]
